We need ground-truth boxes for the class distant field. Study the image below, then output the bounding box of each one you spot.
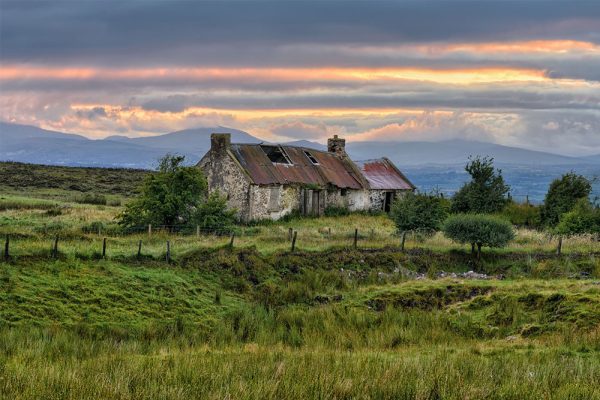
[0,161,150,198]
[1,161,599,399]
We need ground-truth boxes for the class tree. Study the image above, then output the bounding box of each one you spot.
[443,214,515,259]
[119,154,208,229]
[555,199,600,236]
[193,192,237,234]
[541,173,592,227]
[390,192,449,234]
[451,156,510,214]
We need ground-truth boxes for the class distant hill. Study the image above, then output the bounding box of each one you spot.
[1,122,598,202]
[2,122,598,168]
[105,126,261,151]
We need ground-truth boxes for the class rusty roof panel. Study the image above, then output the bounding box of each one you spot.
[355,158,415,190]
[230,144,363,189]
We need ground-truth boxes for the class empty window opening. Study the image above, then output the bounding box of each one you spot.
[304,150,319,165]
[341,188,347,196]
[261,145,292,164]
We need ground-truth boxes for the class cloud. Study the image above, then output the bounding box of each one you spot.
[350,111,520,142]
[2,1,599,66]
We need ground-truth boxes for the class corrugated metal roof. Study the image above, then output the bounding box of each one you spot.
[230,144,364,189]
[228,143,414,190]
[354,158,415,190]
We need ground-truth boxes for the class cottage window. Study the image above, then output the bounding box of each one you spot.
[304,150,319,165]
[341,188,347,196]
[261,145,292,165]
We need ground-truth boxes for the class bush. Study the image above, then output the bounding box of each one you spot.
[390,192,448,234]
[324,206,350,217]
[499,202,541,229]
[541,173,592,227]
[555,199,600,236]
[443,214,515,259]
[193,192,237,234]
[74,193,107,205]
[107,198,122,207]
[118,155,208,229]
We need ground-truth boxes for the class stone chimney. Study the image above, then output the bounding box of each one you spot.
[211,133,231,154]
[327,135,346,157]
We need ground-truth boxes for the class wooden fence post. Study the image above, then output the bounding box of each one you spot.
[52,236,59,259]
[353,228,358,249]
[148,224,152,237]
[102,237,107,258]
[229,233,235,249]
[196,225,200,238]
[328,227,331,237]
[166,240,171,263]
[288,227,293,241]
[4,234,9,261]
[137,240,142,258]
[557,236,562,256]
[400,231,406,252]
[291,231,297,252]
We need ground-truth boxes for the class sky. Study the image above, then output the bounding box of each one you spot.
[1,0,600,156]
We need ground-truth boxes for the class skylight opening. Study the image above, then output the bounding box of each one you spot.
[304,150,319,165]
[261,145,292,165]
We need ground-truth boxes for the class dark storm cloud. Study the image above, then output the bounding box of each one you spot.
[138,88,600,113]
[2,0,599,65]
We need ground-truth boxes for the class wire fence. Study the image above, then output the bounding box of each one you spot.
[2,224,599,262]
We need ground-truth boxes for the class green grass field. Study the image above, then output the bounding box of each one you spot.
[1,162,599,399]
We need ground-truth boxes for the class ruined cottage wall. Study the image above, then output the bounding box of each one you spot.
[369,189,411,211]
[346,190,370,211]
[249,185,300,220]
[323,188,369,212]
[369,190,386,211]
[198,152,251,221]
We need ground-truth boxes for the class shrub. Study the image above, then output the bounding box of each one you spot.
[74,193,107,205]
[555,199,600,236]
[390,192,448,234]
[451,156,510,214]
[118,154,208,229]
[107,198,122,207]
[324,206,350,217]
[500,202,541,228]
[193,192,237,234]
[541,173,592,227]
[443,214,515,259]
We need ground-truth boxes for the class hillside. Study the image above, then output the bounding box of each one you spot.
[0,161,149,197]
[1,173,599,399]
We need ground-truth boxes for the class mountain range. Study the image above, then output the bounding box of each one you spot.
[1,122,598,169]
[1,122,598,202]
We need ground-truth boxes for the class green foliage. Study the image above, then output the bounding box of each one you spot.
[389,192,448,233]
[443,214,515,257]
[324,205,350,217]
[499,201,542,228]
[451,156,510,214]
[118,155,208,228]
[555,199,600,235]
[193,192,237,233]
[541,173,592,227]
[74,193,107,205]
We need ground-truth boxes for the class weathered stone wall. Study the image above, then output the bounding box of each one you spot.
[197,151,252,221]
[369,189,411,211]
[346,190,370,211]
[369,190,386,211]
[249,185,300,220]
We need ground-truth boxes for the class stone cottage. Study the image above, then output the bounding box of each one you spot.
[197,133,415,221]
